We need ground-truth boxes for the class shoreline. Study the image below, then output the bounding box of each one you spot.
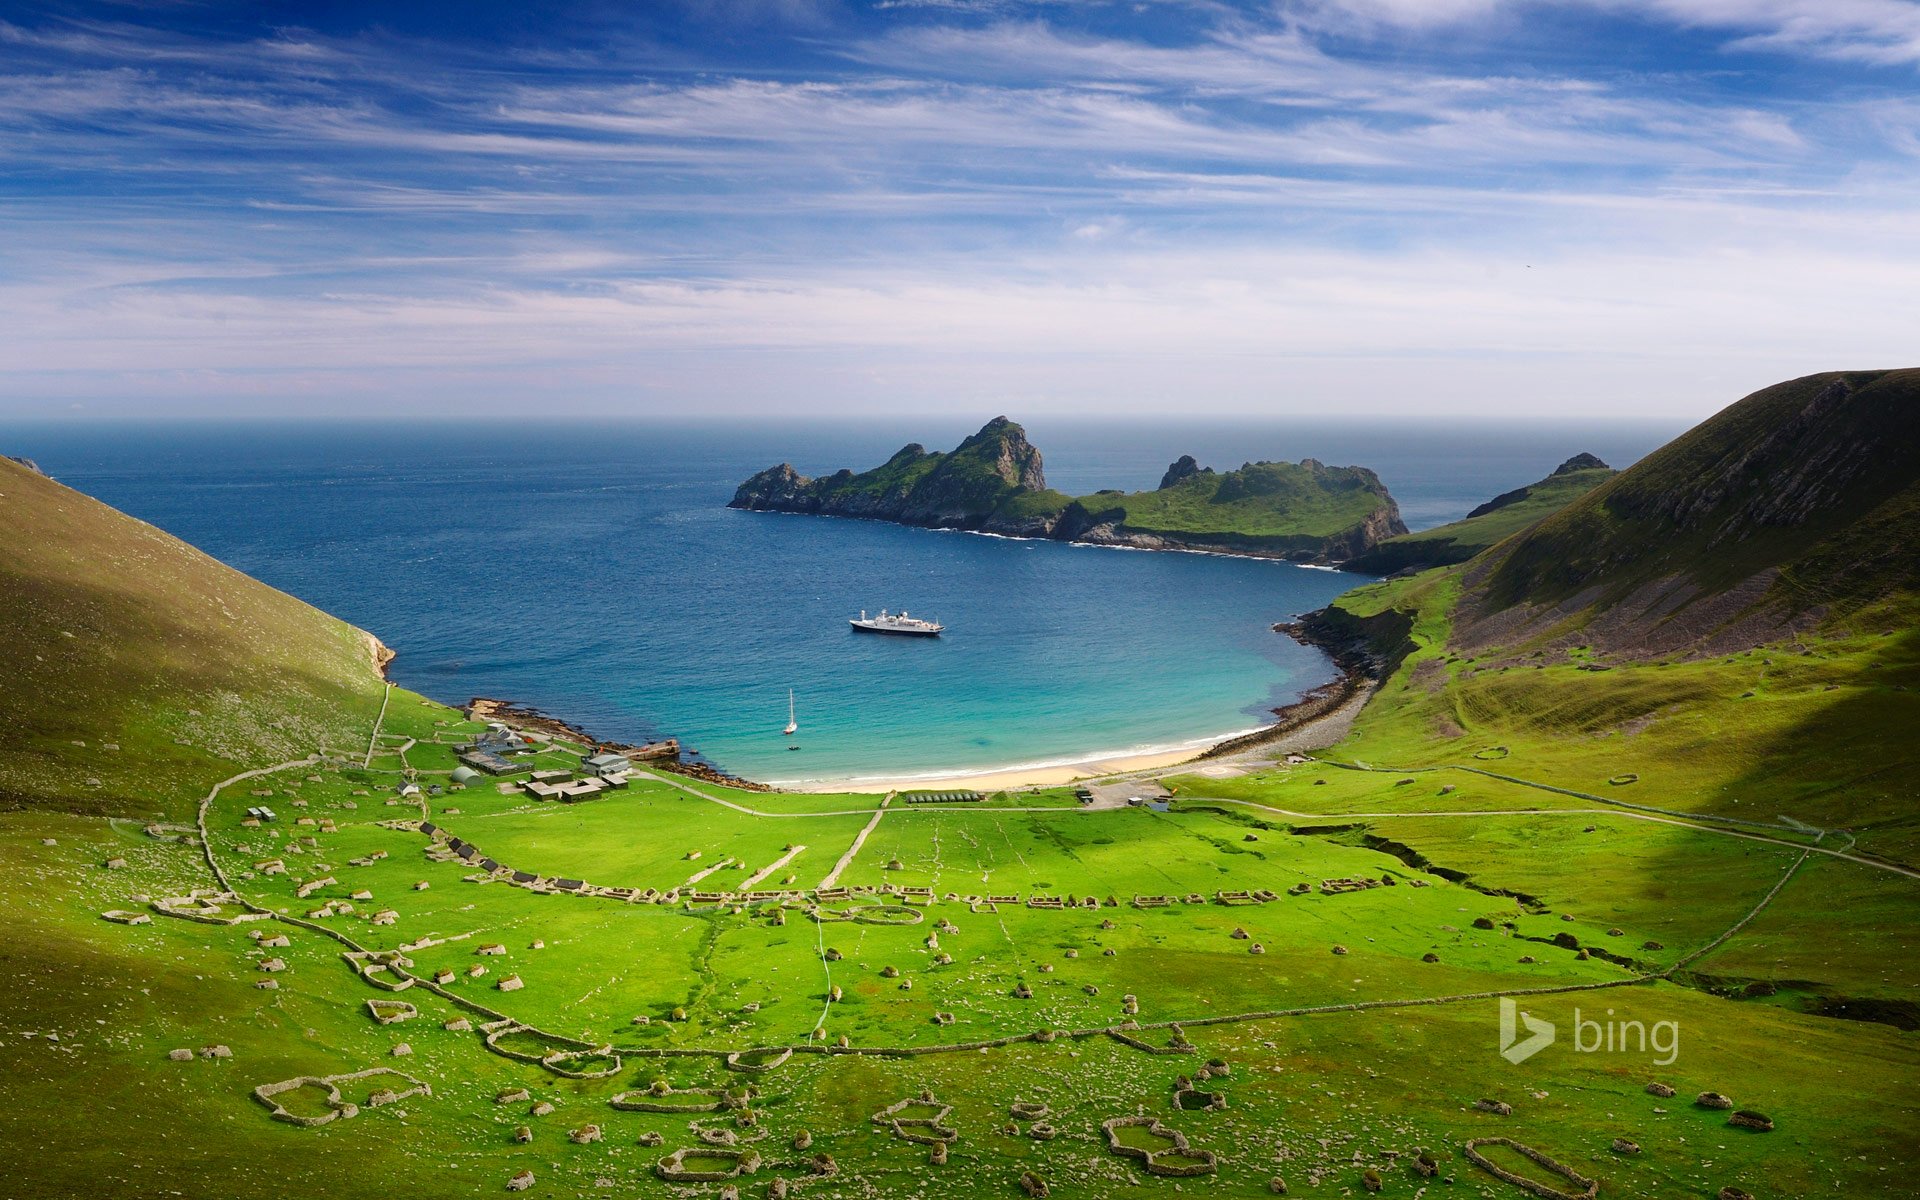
[777,627,1377,792]
[466,607,1379,796]
[746,505,1379,571]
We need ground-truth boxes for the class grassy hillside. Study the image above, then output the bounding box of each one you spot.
[1343,458,1616,576]
[1475,369,1920,637]
[1256,369,1920,861]
[0,456,390,816]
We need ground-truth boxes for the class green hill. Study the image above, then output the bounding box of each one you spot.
[1342,455,1616,576]
[1467,369,1920,653]
[1290,368,1920,860]
[732,418,1407,561]
[0,456,390,816]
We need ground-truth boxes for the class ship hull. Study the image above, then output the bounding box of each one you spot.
[850,621,941,637]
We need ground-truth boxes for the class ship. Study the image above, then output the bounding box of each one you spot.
[850,608,944,637]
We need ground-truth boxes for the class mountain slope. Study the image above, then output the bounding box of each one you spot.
[1342,454,1616,576]
[1458,369,1920,657]
[0,456,390,815]
[1285,368,1920,860]
[731,418,1406,562]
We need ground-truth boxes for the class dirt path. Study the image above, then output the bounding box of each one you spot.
[740,844,808,890]
[362,682,393,768]
[818,794,893,889]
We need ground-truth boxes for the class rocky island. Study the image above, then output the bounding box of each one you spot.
[729,416,1408,563]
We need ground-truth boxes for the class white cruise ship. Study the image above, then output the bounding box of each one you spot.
[850,608,944,637]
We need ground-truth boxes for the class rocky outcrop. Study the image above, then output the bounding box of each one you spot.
[732,420,1404,564]
[730,417,1048,530]
[1159,455,1210,489]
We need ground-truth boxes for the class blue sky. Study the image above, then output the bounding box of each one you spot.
[2,0,1917,419]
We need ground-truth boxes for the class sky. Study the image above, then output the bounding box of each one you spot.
[1,0,1917,420]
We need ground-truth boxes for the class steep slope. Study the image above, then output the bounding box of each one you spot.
[1288,368,1920,859]
[1343,454,1616,576]
[1458,369,1920,658]
[0,456,390,815]
[732,418,1406,562]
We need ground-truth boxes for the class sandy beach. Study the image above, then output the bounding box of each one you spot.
[785,744,1208,794]
[777,670,1377,794]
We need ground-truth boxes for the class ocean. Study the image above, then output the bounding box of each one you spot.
[9,417,1683,785]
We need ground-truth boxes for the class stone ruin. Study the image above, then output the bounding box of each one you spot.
[1645,1082,1676,1098]
[1019,1171,1048,1197]
[1611,1138,1640,1154]
[365,999,417,1025]
[1172,1074,1227,1113]
[252,1067,429,1128]
[1695,1091,1734,1110]
[1462,1137,1598,1200]
[871,1092,958,1146]
[611,1080,751,1114]
[1727,1110,1773,1131]
[724,1047,793,1073]
[1100,1115,1218,1177]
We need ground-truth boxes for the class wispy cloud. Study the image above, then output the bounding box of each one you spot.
[0,2,1915,418]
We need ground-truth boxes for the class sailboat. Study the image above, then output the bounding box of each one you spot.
[782,689,798,737]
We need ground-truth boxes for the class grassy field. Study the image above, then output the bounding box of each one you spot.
[7,374,1919,1197]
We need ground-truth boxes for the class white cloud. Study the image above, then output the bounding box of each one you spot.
[1291,0,1920,66]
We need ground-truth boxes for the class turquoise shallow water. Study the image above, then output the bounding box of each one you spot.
[12,418,1679,784]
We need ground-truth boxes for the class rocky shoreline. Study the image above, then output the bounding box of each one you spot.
[1193,613,1381,761]
[464,697,770,792]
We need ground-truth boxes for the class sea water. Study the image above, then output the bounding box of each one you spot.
[11,417,1680,784]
